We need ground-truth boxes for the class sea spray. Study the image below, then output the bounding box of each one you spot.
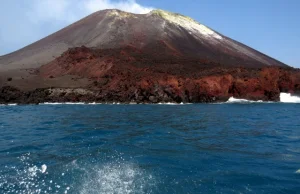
[0,152,155,194]
[0,153,70,194]
[280,93,300,103]
[227,93,300,103]
[79,162,155,194]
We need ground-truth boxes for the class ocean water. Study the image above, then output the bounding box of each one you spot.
[0,99,300,193]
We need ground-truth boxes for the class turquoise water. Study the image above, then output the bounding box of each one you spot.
[0,104,299,193]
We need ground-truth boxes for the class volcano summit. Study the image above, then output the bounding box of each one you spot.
[0,9,299,104]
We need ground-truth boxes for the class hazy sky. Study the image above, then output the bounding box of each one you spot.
[0,0,299,67]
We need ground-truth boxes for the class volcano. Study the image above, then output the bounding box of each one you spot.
[0,9,287,69]
[0,9,299,104]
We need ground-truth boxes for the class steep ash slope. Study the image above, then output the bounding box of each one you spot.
[0,9,287,70]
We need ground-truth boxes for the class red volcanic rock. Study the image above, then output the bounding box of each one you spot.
[38,46,300,103]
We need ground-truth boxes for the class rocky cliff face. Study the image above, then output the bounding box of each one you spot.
[36,46,299,103]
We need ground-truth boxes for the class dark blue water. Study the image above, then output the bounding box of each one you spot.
[0,104,299,194]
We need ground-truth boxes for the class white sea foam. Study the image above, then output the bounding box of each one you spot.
[0,153,155,194]
[295,169,300,174]
[3,93,300,106]
[88,102,102,105]
[80,162,154,194]
[41,164,47,173]
[41,102,86,105]
[41,102,105,105]
[40,102,174,105]
[158,102,178,105]
[41,102,64,105]
[157,102,191,105]
[110,102,121,105]
[65,102,85,105]
[280,93,300,103]
[225,93,300,104]
[226,97,264,103]
[0,103,18,106]
[0,153,69,194]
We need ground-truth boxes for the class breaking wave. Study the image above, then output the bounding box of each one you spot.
[226,97,265,103]
[280,93,300,103]
[226,93,300,104]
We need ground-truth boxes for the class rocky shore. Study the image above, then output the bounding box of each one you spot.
[1,65,299,105]
[1,46,299,105]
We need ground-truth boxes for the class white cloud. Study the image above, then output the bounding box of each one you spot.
[0,0,154,55]
[29,0,154,23]
[85,0,153,14]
